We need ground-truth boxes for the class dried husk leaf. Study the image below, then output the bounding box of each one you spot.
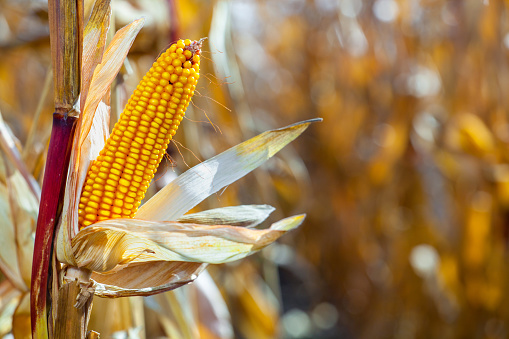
[81,0,112,113]
[56,101,110,266]
[89,216,304,298]
[177,205,275,227]
[57,17,144,267]
[92,261,206,297]
[136,119,320,221]
[72,215,305,272]
[69,120,316,297]
[79,18,143,150]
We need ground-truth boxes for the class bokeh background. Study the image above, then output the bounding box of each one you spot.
[1,0,509,338]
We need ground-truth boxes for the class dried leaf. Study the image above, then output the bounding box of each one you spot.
[81,0,112,112]
[92,261,206,297]
[79,18,143,154]
[68,120,314,297]
[137,119,320,221]
[89,217,304,298]
[177,205,275,228]
[73,215,305,272]
[57,101,110,266]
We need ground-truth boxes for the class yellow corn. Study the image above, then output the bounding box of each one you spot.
[78,39,202,227]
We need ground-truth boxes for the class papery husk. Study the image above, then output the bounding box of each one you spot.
[81,0,112,113]
[73,215,304,272]
[56,101,109,266]
[136,119,321,221]
[177,205,275,227]
[79,18,143,147]
[86,217,303,298]
[56,18,144,266]
[92,261,207,298]
[71,119,317,297]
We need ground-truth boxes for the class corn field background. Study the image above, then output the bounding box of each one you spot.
[1,0,509,338]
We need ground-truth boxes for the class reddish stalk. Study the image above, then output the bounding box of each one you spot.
[31,113,77,337]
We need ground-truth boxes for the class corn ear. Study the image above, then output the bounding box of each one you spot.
[78,39,202,227]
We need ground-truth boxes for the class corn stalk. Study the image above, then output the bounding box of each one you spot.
[31,0,83,337]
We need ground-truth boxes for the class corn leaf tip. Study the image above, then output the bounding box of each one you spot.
[270,214,307,231]
[277,118,322,131]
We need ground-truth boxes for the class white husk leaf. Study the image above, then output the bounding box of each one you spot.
[136,119,319,221]
[72,215,305,272]
[69,120,318,297]
[177,204,275,228]
[81,0,112,113]
[92,262,207,297]
[56,101,110,266]
[78,18,144,151]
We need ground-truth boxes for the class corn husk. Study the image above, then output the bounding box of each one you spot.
[177,205,275,227]
[56,17,144,266]
[73,215,304,272]
[47,7,319,299]
[65,118,314,297]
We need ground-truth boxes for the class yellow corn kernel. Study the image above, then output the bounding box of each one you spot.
[78,38,203,228]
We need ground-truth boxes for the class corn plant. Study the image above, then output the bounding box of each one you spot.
[29,0,319,337]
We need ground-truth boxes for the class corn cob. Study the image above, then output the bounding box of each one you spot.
[78,39,202,227]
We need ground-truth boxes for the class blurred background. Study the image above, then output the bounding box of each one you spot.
[1,0,509,338]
